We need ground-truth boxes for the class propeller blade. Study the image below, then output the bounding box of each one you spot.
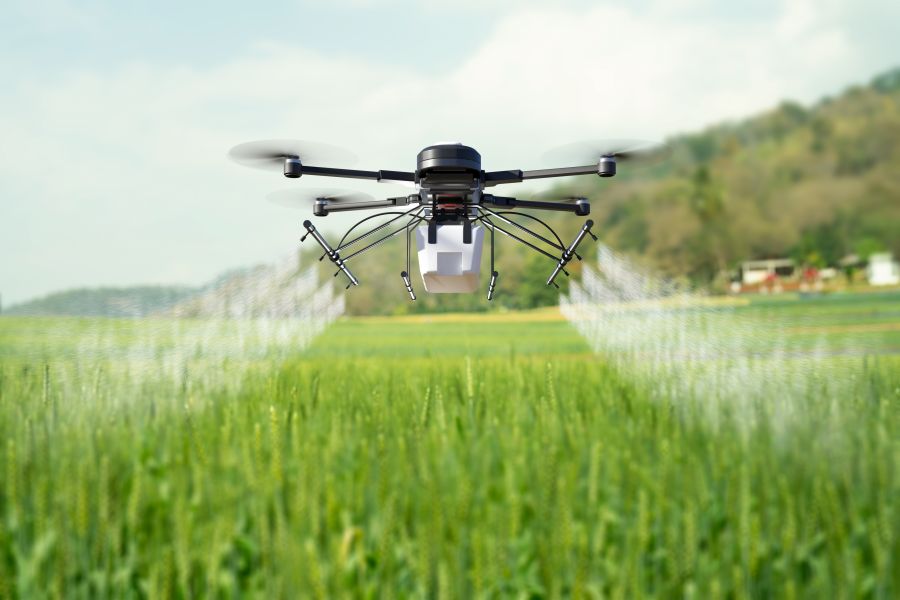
[542,139,667,166]
[266,188,376,210]
[229,139,358,171]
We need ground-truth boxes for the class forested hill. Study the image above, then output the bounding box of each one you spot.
[576,66,900,283]
[3,264,267,317]
[3,286,198,317]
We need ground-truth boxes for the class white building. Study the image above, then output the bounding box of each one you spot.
[867,253,900,286]
[741,258,795,285]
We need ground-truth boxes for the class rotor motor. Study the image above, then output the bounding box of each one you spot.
[598,156,616,177]
[416,144,482,174]
[575,198,590,216]
[284,157,303,178]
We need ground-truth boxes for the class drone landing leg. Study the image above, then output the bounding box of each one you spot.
[301,220,359,288]
[487,222,498,301]
[401,271,416,301]
[402,220,416,301]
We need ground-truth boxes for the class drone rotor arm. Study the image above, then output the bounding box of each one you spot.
[477,206,565,251]
[318,196,413,214]
[483,194,589,216]
[483,170,523,186]
[483,165,598,187]
[378,170,417,183]
[299,165,416,184]
[522,166,599,180]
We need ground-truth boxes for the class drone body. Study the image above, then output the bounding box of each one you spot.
[229,139,663,300]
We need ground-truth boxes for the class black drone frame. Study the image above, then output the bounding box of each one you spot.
[232,141,626,300]
[299,190,598,302]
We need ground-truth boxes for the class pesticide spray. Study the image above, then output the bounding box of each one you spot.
[18,254,344,413]
[560,244,856,423]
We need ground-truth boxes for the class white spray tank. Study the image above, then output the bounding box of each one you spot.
[415,223,484,293]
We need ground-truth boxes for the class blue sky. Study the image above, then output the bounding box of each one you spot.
[2,0,898,305]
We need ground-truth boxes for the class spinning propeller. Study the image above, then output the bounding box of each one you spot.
[542,139,666,163]
[267,187,410,217]
[229,139,358,171]
[267,188,376,210]
[542,139,667,176]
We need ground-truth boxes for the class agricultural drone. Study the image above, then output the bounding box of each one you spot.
[228,139,664,300]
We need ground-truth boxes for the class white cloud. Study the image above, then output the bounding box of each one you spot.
[0,0,895,304]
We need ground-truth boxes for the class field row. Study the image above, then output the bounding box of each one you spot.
[1,305,898,597]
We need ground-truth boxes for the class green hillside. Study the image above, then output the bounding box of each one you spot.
[577,66,900,284]
[335,67,900,315]
[3,286,198,317]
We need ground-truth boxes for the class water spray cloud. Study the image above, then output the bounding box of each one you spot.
[560,245,856,420]
[8,254,344,415]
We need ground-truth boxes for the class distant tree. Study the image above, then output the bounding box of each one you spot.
[872,67,900,93]
[604,197,649,253]
[809,117,832,153]
[683,134,718,163]
[769,101,808,140]
[792,222,845,268]
[684,166,730,282]
[854,237,886,262]
[690,166,725,222]
[778,100,808,124]
[517,253,564,309]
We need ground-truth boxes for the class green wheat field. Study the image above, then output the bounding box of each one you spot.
[0,292,898,598]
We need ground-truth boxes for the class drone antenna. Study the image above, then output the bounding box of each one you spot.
[399,213,417,301]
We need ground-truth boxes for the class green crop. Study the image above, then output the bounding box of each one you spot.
[0,300,897,598]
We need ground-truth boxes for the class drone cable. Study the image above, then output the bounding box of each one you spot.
[487,218,498,301]
[477,215,574,288]
[493,209,566,250]
[478,206,566,252]
[401,214,416,300]
[333,205,422,253]
[476,217,561,264]
[342,213,426,262]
